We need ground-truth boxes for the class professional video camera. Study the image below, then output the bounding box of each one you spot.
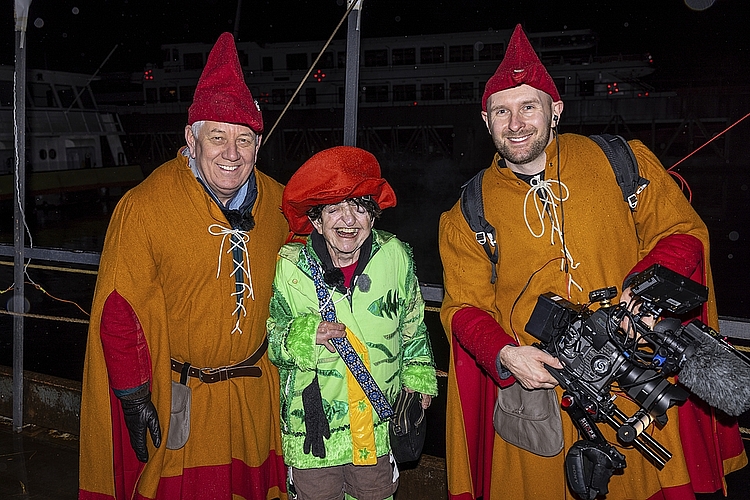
[525,264,750,500]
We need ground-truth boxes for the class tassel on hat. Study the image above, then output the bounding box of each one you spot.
[187,32,263,133]
[281,146,397,235]
[481,24,561,111]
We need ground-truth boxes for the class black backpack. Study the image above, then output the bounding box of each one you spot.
[460,134,650,284]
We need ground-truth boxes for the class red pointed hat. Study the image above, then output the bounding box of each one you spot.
[481,24,560,111]
[187,32,263,133]
[282,146,397,235]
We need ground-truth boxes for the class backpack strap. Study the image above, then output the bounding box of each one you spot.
[460,168,498,284]
[458,136,650,285]
[589,134,650,211]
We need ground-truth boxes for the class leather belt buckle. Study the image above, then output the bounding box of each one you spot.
[198,366,228,383]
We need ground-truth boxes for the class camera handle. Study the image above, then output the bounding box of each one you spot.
[548,366,626,499]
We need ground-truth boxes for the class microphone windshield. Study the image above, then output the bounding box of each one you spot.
[679,333,750,416]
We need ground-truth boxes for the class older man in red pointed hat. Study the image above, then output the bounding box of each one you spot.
[439,24,746,500]
[79,32,290,500]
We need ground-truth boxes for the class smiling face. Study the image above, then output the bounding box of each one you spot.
[311,200,375,268]
[184,120,261,205]
[481,84,563,175]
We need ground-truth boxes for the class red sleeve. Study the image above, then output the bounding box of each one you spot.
[100,290,152,391]
[452,306,518,387]
[625,233,703,284]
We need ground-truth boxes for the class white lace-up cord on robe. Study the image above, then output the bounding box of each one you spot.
[208,223,254,335]
[523,177,583,295]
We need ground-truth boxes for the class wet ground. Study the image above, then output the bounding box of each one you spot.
[0,418,78,499]
[1,415,748,500]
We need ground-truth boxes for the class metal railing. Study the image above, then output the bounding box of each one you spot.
[1,244,749,434]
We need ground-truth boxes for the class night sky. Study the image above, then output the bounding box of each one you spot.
[2,0,749,88]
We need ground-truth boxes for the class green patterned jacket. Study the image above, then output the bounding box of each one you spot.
[267,229,438,469]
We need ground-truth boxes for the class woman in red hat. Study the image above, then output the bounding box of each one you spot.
[267,146,438,500]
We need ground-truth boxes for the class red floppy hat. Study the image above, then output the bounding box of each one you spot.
[188,32,263,133]
[282,146,397,235]
[481,24,561,111]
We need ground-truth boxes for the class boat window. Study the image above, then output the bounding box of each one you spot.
[286,53,308,71]
[237,50,249,68]
[0,81,12,106]
[2,157,12,175]
[39,149,47,160]
[49,149,57,160]
[449,82,474,101]
[337,52,346,69]
[553,77,566,97]
[537,34,597,50]
[393,84,417,102]
[421,47,445,64]
[145,88,158,104]
[579,80,595,97]
[477,43,505,61]
[364,85,389,103]
[392,48,416,66]
[449,45,474,63]
[28,82,57,107]
[272,88,299,105]
[315,52,335,69]
[306,87,317,105]
[162,48,180,64]
[76,87,96,109]
[262,57,274,72]
[184,53,204,70]
[180,86,195,103]
[57,85,79,109]
[364,49,388,67]
[160,87,178,103]
[421,83,445,101]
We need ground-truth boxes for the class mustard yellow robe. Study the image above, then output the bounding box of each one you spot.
[79,151,289,499]
[439,133,747,500]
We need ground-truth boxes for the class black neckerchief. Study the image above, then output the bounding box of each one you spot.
[515,170,545,185]
[311,229,373,295]
[198,170,257,231]
[496,157,546,186]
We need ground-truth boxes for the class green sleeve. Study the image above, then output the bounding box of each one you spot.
[267,260,321,372]
[398,242,438,396]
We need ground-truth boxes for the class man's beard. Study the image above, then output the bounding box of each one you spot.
[493,126,551,166]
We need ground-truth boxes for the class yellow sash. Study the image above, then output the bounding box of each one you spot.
[344,327,377,465]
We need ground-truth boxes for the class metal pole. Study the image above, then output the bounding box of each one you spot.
[233,0,242,40]
[343,0,363,146]
[13,20,29,434]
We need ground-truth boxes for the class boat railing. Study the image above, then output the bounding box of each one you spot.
[0,244,749,436]
[1,244,748,339]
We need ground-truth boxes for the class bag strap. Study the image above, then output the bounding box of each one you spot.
[589,134,650,211]
[459,136,649,284]
[460,168,498,284]
[303,247,395,420]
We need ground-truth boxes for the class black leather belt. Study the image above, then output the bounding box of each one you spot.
[170,338,268,383]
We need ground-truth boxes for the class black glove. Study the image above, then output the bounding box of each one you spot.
[302,374,330,458]
[119,387,162,463]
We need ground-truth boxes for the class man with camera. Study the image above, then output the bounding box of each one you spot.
[438,24,746,499]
